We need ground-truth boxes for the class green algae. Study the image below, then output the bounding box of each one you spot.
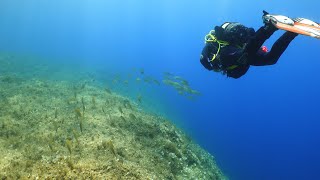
[118,106,123,114]
[81,96,85,114]
[92,96,96,108]
[75,108,82,118]
[101,139,117,157]
[0,53,226,180]
[54,107,59,119]
[65,139,72,154]
[72,129,80,145]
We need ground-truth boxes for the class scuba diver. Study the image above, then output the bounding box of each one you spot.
[200,11,320,79]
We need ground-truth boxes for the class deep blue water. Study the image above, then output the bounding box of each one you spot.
[1,1,320,179]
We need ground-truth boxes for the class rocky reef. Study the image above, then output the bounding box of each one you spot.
[0,53,226,179]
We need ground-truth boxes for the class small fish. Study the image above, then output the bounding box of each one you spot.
[162,79,171,85]
[163,72,174,76]
[173,76,184,81]
[143,76,152,83]
[181,80,189,86]
[140,68,144,74]
[163,79,179,87]
[172,83,183,90]
[153,79,160,85]
[190,89,201,95]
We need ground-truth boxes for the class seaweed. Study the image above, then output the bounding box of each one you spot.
[1,121,5,129]
[92,96,96,108]
[72,129,80,145]
[120,116,126,122]
[0,58,225,179]
[118,106,123,114]
[55,108,58,119]
[65,139,72,154]
[123,99,133,110]
[66,97,77,105]
[74,108,84,132]
[52,120,59,132]
[163,140,182,158]
[129,113,137,121]
[79,118,83,132]
[102,107,106,114]
[75,108,82,118]
[23,144,43,161]
[48,134,55,152]
[81,97,85,115]
[24,160,34,171]
[66,157,75,170]
[102,139,117,157]
[105,99,109,105]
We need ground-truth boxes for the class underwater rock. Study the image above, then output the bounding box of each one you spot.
[0,55,226,180]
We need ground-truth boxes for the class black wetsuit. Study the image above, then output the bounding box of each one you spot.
[200,24,298,78]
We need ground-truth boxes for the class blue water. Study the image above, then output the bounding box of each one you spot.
[1,1,320,179]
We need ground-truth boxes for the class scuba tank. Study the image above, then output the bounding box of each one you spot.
[214,22,255,47]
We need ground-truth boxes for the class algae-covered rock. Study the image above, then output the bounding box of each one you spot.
[0,53,227,180]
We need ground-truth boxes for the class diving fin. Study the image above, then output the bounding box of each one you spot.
[262,11,320,39]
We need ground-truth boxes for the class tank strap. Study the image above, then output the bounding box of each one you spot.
[204,30,241,71]
[204,31,229,62]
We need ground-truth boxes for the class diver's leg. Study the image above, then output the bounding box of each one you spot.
[249,31,298,66]
[244,25,278,55]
